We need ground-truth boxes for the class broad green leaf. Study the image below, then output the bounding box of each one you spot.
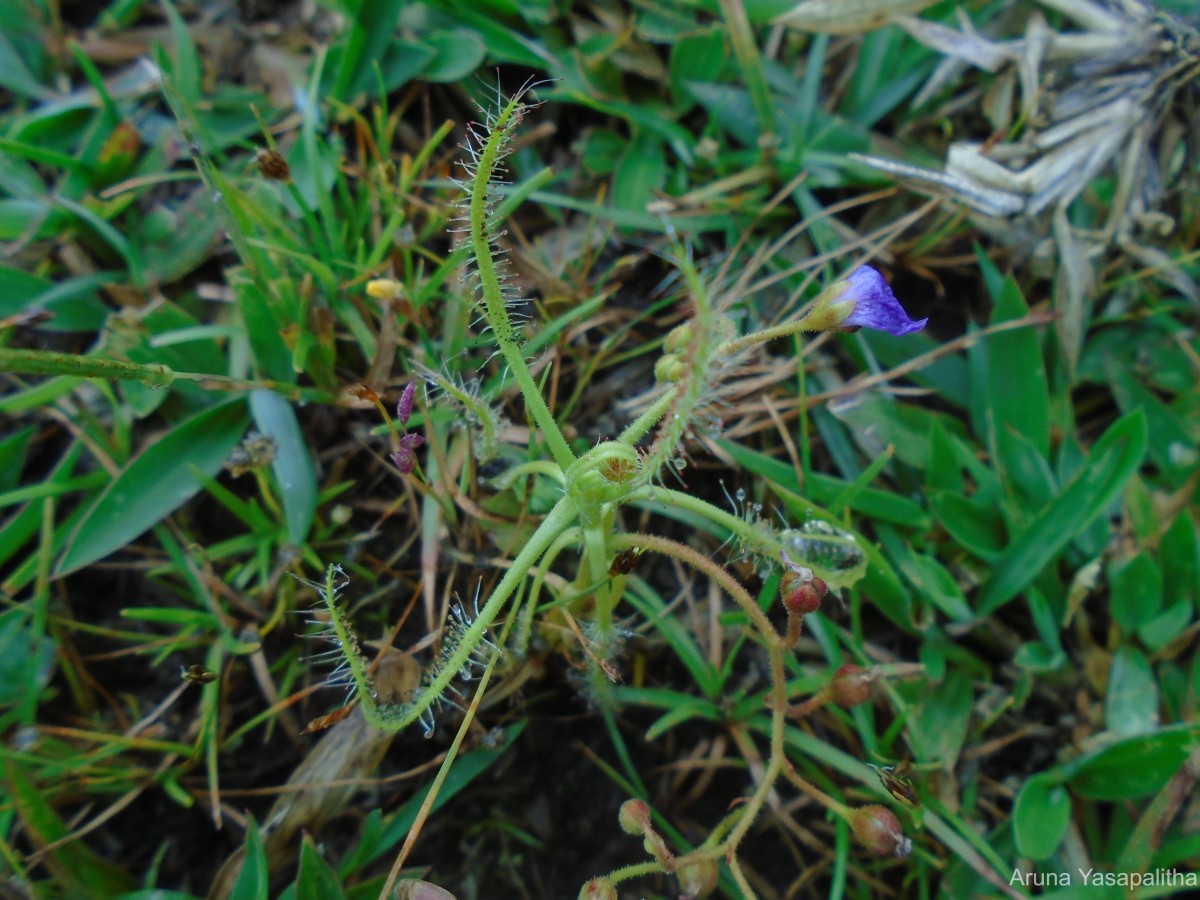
[929,491,1005,561]
[1138,600,1194,654]
[1105,646,1159,737]
[976,410,1147,615]
[669,31,728,111]
[0,266,109,332]
[231,270,295,383]
[230,814,268,900]
[0,26,55,101]
[894,549,973,622]
[906,670,972,765]
[1161,512,1200,614]
[57,400,248,576]
[1109,552,1163,632]
[420,30,487,82]
[0,424,35,491]
[581,128,626,176]
[295,835,345,900]
[0,608,54,706]
[326,0,407,100]
[926,418,964,493]
[613,131,666,214]
[1064,724,1199,800]
[995,425,1056,511]
[987,276,1049,462]
[1108,364,1197,478]
[250,390,316,545]
[1013,774,1071,859]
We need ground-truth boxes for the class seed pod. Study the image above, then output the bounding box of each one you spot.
[254,148,291,181]
[654,353,686,383]
[677,858,718,899]
[830,664,872,707]
[618,799,650,835]
[781,568,826,616]
[848,805,912,858]
[578,878,617,900]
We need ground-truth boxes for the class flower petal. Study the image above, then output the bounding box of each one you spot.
[839,266,927,336]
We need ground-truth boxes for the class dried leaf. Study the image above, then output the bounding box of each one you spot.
[774,0,938,34]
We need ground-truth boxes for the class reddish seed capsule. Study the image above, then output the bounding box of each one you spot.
[254,148,291,181]
[830,664,872,707]
[781,569,826,616]
[848,805,912,858]
[578,878,617,900]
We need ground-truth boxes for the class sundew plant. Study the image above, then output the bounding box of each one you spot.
[309,85,929,898]
[9,3,1195,898]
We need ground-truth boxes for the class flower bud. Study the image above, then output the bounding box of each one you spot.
[848,805,912,858]
[654,353,686,383]
[676,858,718,899]
[618,799,650,835]
[578,878,617,900]
[254,148,290,181]
[781,569,826,616]
[663,322,693,354]
[830,664,872,707]
[396,381,417,426]
[393,880,457,900]
[367,278,404,301]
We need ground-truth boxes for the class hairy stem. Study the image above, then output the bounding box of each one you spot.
[338,496,578,732]
[618,386,678,446]
[468,94,575,471]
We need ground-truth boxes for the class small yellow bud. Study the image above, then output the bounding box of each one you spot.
[366,278,404,301]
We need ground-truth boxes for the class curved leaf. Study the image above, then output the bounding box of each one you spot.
[976,410,1147,615]
[250,389,316,545]
[56,400,248,576]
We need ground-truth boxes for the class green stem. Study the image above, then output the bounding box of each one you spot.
[0,348,174,387]
[490,459,566,490]
[611,532,773,640]
[0,347,339,403]
[469,96,575,471]
[582,520,613,635]
[632,485,782,559]
[716,308,819,356]
[618,386,677,446]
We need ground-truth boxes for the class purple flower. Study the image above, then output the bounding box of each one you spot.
[396,381,416,427]
[834,266,927,336]
[390,433,424,474]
